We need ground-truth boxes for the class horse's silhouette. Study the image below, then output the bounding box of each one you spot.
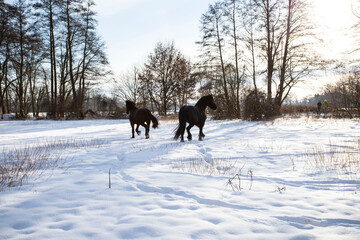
[174,95,217,142]
[126,100,159,139]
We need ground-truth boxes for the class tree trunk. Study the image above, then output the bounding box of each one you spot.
[265,0,273,107]
[18,10,25,118]
[216,17,230,111]
[66,0,78,114]
[49,0,58,118]
[231,0,241,118]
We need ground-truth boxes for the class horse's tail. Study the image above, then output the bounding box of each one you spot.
[174,119,186,140]
[150,114,159,128]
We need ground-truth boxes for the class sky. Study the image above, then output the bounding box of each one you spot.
[293,0,359,99]
[93,0,359,99]
[94,0,215,74]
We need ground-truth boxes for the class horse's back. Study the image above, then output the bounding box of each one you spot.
[136,108,151,115]
[134,108,152,123]
[179,105,202,124]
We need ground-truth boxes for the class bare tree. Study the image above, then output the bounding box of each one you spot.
[198,2,231,110]
[56,0,109,118]
[10,0,44,118]
[173,57,197,113]
[139,42,194,115]
[240,0,259,92]
[0,0,110,119]
[274,0,321,113]
[115,66,141,104]
[223,0,244,117]
[0,1,15,116]
[252,0,320,115]
[34,0,61,118]
[253,0,282,108]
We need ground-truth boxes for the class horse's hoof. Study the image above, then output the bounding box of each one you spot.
[137,131,141,135]
[146,136,149,139]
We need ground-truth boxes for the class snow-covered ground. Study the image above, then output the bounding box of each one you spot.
[0,117,360,239]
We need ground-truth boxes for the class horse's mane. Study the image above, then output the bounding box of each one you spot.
[126,100,138,111]
[195,95,213,109]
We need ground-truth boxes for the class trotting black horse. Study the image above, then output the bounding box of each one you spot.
[174,95,217,142]
[126,100,159,139]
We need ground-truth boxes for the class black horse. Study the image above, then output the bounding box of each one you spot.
[126,100,159,139]
[174,95,217,142]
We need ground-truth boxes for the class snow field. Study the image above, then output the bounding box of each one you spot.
[0,117,359,239]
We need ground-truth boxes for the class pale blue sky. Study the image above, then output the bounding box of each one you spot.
[94,0,216,75]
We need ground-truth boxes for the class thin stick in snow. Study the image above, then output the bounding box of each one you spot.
[109,168,111,189]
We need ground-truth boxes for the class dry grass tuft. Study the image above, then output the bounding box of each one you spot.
[225,168,254,192]
[173,157,254,191]
[0,146,65,190]
[0,138,106,191]
[172,157,241,176]
[304,139,360,174]
[160,115,178,122]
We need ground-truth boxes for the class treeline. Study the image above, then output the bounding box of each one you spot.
[2,0,360,120]
[0,0,109,119]
[301,70,360,115]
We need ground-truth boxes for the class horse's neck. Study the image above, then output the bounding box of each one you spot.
[129,107,138,114]
[195,103,206,112]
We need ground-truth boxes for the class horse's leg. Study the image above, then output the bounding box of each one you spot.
[186,124,194,141]
[180,124,186,142]
[141,123,149,139]
[179,123,186,142]
[136,124,141,135]
[131,123,135,138]
[199,124,205,141]
[145,120,150,139]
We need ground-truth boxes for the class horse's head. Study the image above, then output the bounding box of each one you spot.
[206,95,217,110]
[195,95,217,111]
[125,100,136,114]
